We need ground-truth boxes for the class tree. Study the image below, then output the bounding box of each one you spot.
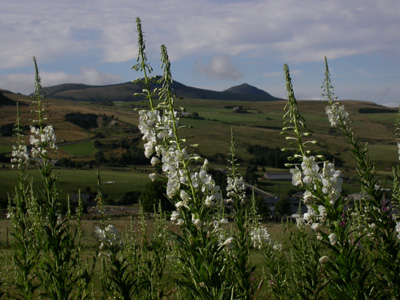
[139,180,174,212]
[274,197,292,217]
[244,165,258,185]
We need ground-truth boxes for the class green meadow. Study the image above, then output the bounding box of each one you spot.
[0,167,151,203]
[58,141,96,157]
[0,92,398,207]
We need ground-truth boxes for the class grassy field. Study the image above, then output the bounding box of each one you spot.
[0,167,152,203]
[0,92,398,206]
[58,141,97,157]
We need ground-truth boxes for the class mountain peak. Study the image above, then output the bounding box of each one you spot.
[39,79,281,102]
[224,83,273,98]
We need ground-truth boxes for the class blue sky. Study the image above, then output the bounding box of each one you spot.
[1,0,399,106]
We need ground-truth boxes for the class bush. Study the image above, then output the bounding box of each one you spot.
[116,191,140,205]
[274,197,292,217]
[139,180,174,212]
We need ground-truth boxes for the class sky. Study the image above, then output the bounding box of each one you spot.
[1,0,399,106]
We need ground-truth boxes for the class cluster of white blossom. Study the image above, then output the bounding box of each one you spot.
[170,210,184,226]
[95,224,122,249]
[138,106,221,227]
[226,176,246,204]
[291,156,343,204]
[328,232,338,245]
[213,218,231,248]
[303,204,328,226]
[325,102,350,128]
[11,144,29,169]
[396,222,400,240]
[291,156,342,225]
[29,125,57,158]
[249,226,272,250]
[221,236,234,250]
[138,109,176,159]
[397,143,400,161]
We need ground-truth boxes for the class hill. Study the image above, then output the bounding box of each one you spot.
[224,83,275,98]
[0,91,398,202]
[40,79,282,102]
[0,91,16,106]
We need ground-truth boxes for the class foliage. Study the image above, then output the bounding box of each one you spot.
[274,197,292,216]
[139,180,173,212]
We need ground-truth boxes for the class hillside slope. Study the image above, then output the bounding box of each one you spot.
[40,79,282,102]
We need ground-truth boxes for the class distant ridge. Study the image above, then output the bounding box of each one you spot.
[224,83,274,98]
[39,78,283,102]
[0,91,15,106]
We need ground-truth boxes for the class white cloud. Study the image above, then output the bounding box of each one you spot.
[1,0,399,69]
[1,0,400,104]
[196,55,242,80]
[0,68,123,94]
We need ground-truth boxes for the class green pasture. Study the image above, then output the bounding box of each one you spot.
[58,141,96,157]
[367,144,398,170]
[0,145,11,154]
[0,167,152,202]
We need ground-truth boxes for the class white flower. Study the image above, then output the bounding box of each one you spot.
[290,167,302,186]
[325,103,350,128]
[311,222,322,231]
[144,141,155,158]
[295,216,305,226]
[166,179,180,198]
[303,212,313,222]
[149,173,156,182]
[303,190,313,204]
[301,156,319,184]
[180,190,190,202]
[395,222,400,239]
[250,227,271,250]
[11,144,29,169]
[226,176,246,203]
[319,256,329,264]
[150,156,160,166]
[170,211,179,222]
[303,205,316,223]
[397,143,400,161]
[318,205,327,220]
[220,218,229,225]
[204,195,215,207]
[29,125,57,158]
[192,217,202,228]
[94,224,121,248]
[222,237,234,249]
[329,233,338,245]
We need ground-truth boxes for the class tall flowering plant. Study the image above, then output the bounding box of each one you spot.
[282,62,373,298]
[8,101,40,299]
[322,57,400,298]
[8,57,95,299]
[133,17,258,299]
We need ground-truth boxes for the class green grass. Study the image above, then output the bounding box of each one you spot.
[0,167,152,202]
[0,145,11,154]
[59,141,96,156]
